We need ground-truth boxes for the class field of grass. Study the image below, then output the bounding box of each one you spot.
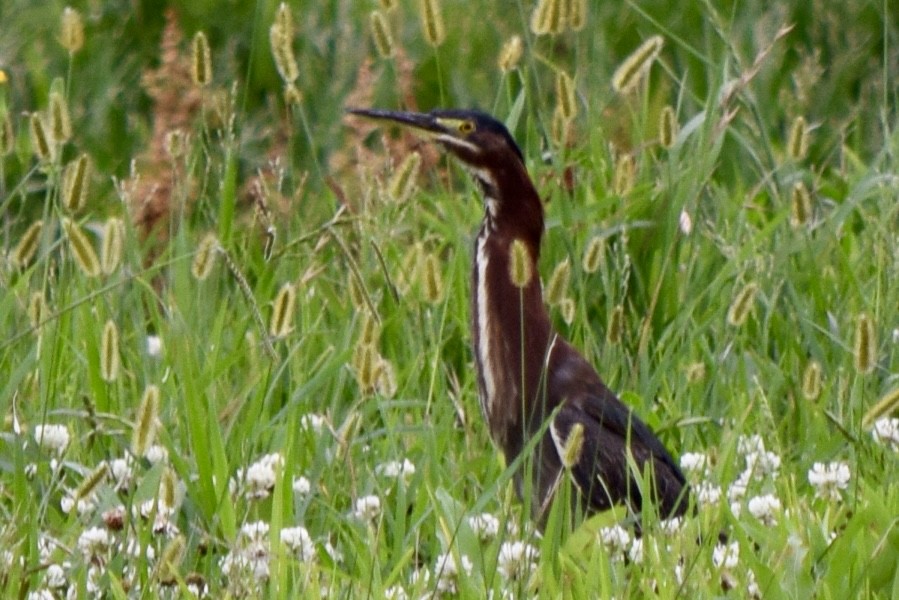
[1,0,898,597]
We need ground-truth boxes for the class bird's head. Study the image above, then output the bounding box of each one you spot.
[348,108,525,183]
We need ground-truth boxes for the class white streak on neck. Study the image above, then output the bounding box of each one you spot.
[475,231,497,418]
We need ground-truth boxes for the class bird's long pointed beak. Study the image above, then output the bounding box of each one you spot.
[346,108,446,138]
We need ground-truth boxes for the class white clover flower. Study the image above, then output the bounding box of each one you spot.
[747,494,782,525]
[712,541,740,570]
[61,494,96,517]
[872,418,899,451]
[660,517,684,536]
[375,459,416,482]
[26,590,54,600]
[679,210,693,235]
[300,413,327,433]
[628,537,645,564]
[33,424,70,455]
[241,521,270,541]
[747,568,761,599]
[108,456,134,491]
[737,434,765,457]
[221,521,272,584]
[679,451,709,477]
[146,335,163,356]
[808,461,850,501]
[598,525,631,557]
[244,453,283,500]
[352,495,382,521]
[45,563,66,589]
[280,526,315,562]
[324,540,343,563]
[292,476,312,497]
[434,552,472,594]
[144,444,169,464]
[496,541,539,579]
[745,449,781,479]
[727,469,751,502]
[695,481,722,507]
[77,527,112,560]
[468,512,501,541]
[384,585,408,600]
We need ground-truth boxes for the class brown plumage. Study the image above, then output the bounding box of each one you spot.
[349,108,689,522]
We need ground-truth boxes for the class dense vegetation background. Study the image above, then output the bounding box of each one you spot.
[1,0,897,597]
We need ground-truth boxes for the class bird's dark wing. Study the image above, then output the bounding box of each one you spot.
[550,381,689,518]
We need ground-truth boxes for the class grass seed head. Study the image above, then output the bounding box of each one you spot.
[421,253,445,304]
[545,258,571,306]
[160,467,178,510]
[388,151,421,203]
[13,220,44,267]
[607,304,625,345]
[75,463,109,502]
[132,384,161,457]
[801,360,822,401]
[509,239,532,288]
[48,88,72,143]
[101,217,124,275]
[557,422,585,469]
[559,297,575,325]
[659,105,678,149]
[62,153,90,212]
[353,343,379,392]
[613,154,636,196]
[60,6,85,53]
[418,0,446,47]
[191,233,219,281]
[863,387,899,430]
[566,0,587,31]
[27,291,48,331]
[358,311,381,347]
[787,115,809,160]
[100,320,120,383]
[555,71,577,121]
[158,534,185,585]
[582,236,604,273]
[853,313,876,375]
[498,35,523,73]
[727,282,758,328]
[612,35,664,95]
[270,4,299,84]
[29,113,55,163]
[375,357,398,397]
[790,182,813,228]
[191,31,212,86]
[269,282,297,338]
[63,219,101,277]
[530,0,566,35]
[370,11,395,59]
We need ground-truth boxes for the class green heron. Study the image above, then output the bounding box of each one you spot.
[349,108,689,522]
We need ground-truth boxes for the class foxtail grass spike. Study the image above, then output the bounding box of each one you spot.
[550,105,570,148]
[787,116,809,160]
[192,31,212,86]
[132,385,161,457]
[801,360,822,401]
[376,357,397,397]
[498,35,523,73]
[790,182,812,228]
[560,297,575,325]
[388,152,421,203]
[863,387,899,430]
[269,283,297,338]
[160,467,177,509]
[727,282,758,327]
[556,422,585,469]
[613,154,636,196]
[157,534,185,585]
[509,239,532,288]
[29,113,55,163]
[418,0,446,47]
[566,0,587,31]
[101,218,124,275]
[27,292,48,331]
[353,343,379,392]
[545,259,571,306]
[100,320,120,383]
[612,35,664,95]
[530,0,566,35]
[48,89,71,144]
[13,220,44,267]
[607,304,625,345]
[370,11,395,59]
[62,154,90,212]
[421,253,444,304]
[192,233,218,281]
[60,7,85,54]
[556,71,577,121]
[63,219,101,277]
[359,312,381,347]
[659,105,678,149]
[582,236,604,273]
[75,463,108,501]
[270,3,299,84]
[854,313,876,375]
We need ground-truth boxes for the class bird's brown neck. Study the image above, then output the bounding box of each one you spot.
[470,160,555,456]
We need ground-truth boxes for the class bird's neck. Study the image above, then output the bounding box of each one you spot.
[471,162,555,452]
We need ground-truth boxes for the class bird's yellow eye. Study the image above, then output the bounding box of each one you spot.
[458,121,475,134]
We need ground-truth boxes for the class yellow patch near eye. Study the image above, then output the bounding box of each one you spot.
[458,121,475,134]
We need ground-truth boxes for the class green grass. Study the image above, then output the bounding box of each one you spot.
[1,0,898,597]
